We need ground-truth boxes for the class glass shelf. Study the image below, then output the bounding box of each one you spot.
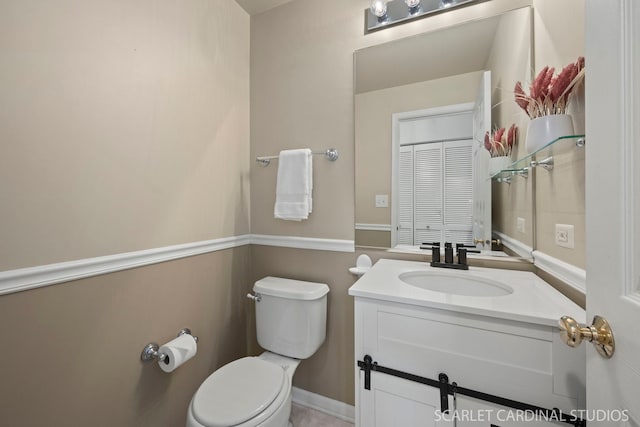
[490,134,585,180]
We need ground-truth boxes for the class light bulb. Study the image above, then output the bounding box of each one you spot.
[370,0,388,18]
[405,0,420,8]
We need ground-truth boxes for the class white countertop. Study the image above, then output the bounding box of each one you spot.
[348,259,585,327]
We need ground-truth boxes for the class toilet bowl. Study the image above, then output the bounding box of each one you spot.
[186,353,300,427]
[186,277,329,427]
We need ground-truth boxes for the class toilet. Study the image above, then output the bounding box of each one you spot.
[186,276,330,427]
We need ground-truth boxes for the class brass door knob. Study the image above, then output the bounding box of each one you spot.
[558,315,615,359]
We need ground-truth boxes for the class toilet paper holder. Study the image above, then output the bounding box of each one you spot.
[140,328,199,363]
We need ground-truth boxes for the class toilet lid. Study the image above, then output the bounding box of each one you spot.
[192,357,285,427]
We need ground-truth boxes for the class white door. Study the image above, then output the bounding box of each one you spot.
[397,141,474,246]
[443,140,474,245]
[472,71,491,249]
[414,142,443,245]
[583,1,640,423]
[392,105,474,247]
[397,145,414,245]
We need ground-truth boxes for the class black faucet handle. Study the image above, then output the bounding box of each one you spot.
[456,243,477,249]
[458,248,468,266]
[456,243,481,254]
[431,246,441,263]
[444,244,454,263]
[420,242,442,251]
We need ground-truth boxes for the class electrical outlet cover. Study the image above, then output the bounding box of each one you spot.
[555,224,575,248]
[375,194,389,208]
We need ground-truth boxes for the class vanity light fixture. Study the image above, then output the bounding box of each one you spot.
[370,0,389,18]
[405,0,421,13]
[365,0,481,33]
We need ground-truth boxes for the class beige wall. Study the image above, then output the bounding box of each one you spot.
[486,7,535,246]
[0,0,250,271]
[248,0,584,266]
[0,247,253,427]
[249,0,357,241]
[532,0,586,268]
[250,0,531,241]
[355,229,391,248]
[0,1,252,425]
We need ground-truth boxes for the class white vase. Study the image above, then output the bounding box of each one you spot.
[488,156,511,174]
[525,114,574,154]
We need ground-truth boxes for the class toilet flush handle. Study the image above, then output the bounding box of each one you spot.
[246,293,262,302]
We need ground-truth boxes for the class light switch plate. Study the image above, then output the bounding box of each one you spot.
[517,217,525,233]
[375,194,389,208]
[555,224,575,248]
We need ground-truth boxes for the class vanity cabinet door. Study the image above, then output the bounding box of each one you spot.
[357,370,451,427]
[355,371,568,427]
[353,299,585,427]
[355,299,583,413]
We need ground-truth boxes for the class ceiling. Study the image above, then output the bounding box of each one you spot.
[235,0,296,15]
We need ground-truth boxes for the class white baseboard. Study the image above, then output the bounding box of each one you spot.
[532,250,586,293]
[493,231,533,259]
[355,223,392,232]
[292,387,355,424]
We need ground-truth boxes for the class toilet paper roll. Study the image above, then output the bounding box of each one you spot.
[158,334,197,373]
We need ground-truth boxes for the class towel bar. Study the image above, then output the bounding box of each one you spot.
[256,148,338,166]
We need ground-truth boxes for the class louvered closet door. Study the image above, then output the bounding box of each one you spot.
[397,146,414,245]
[443,140,473,245]
[413,143,443,245]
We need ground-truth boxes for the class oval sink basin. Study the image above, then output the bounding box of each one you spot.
[399,271,514,297]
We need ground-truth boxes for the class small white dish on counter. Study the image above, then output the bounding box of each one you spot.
[349,254,372,277]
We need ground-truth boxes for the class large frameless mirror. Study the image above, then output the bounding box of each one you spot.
[355,6,534,260]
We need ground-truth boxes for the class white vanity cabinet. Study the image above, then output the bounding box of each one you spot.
[354,298,586,426]
[349,260,587,427]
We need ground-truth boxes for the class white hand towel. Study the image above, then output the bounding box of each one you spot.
[274,149,313,221]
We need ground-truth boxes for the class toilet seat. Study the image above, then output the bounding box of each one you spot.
[191,357,287,427]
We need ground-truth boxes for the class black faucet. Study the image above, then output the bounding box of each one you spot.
[444,242,454,263]
[426,242,480,270]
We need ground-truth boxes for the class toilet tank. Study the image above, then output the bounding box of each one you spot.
[253,277,329,359]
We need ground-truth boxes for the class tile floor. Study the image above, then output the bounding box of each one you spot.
[290,403,354,427]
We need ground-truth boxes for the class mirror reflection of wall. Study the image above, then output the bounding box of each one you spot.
[531,1,585,271]
[355,6,533,257]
